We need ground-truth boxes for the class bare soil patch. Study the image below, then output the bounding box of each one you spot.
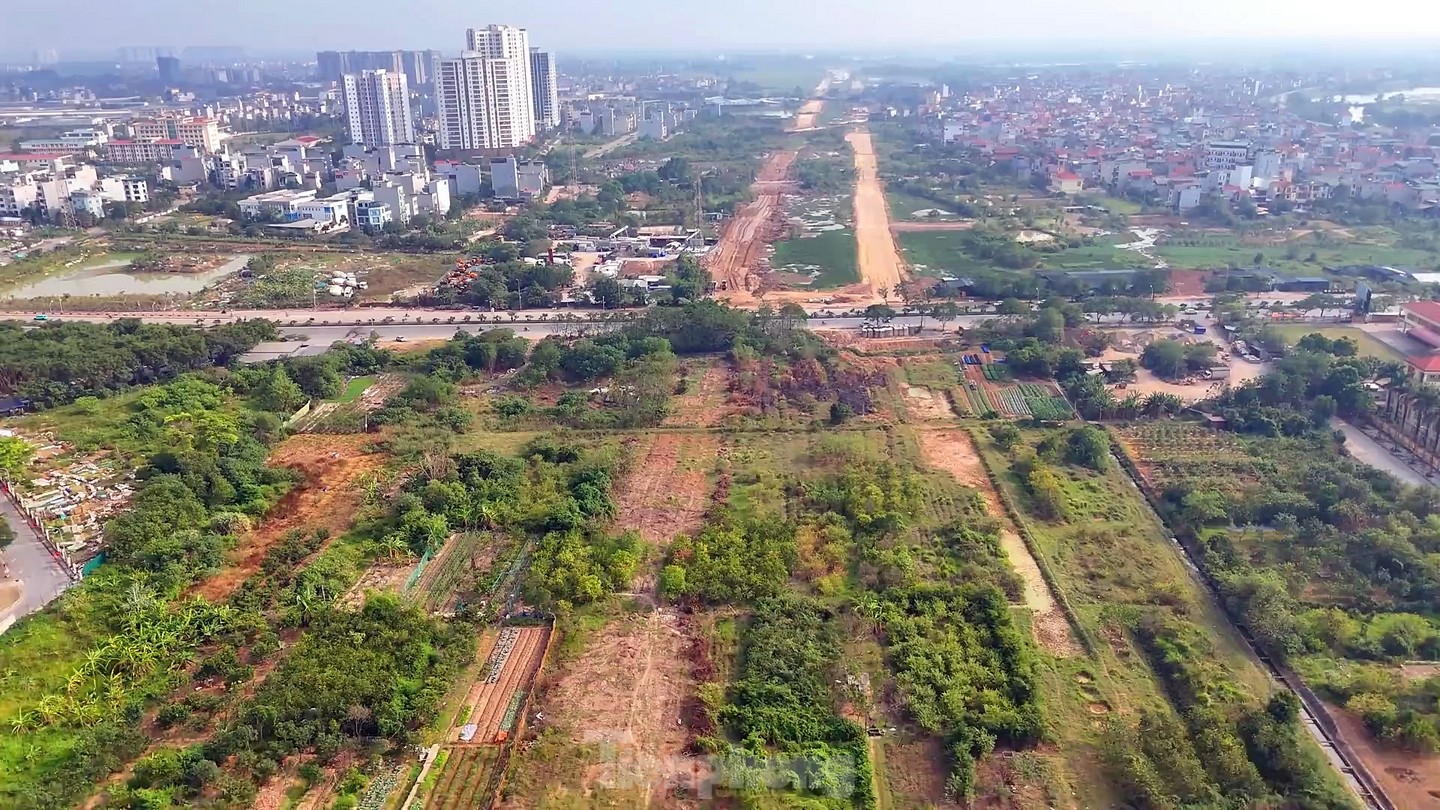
[614,433,718,547]
[1332,705,1440,809]
[904,385,955,422]
[709,151,797,302]
[883,735,960,809]
[664,362,730,428]
[915,429,1081,657]
[539,609,699,806]
[193,434,383,602]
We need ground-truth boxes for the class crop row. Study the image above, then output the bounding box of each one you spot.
[993,386,1032,416]
[1025,396,1073,420]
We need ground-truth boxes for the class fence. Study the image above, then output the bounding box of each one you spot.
[959,425,1096,656]
[0,479,81,581]
[1106,429,1393,810]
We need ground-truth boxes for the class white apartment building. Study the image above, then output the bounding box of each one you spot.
[489,156,548,199]
[438,25,537,150]
[342,69,415,146]
[529,48,560,129]
[120,176,149,203]
[1202,141,1251,171]
[104,139,185,163]
[128,117,222,152]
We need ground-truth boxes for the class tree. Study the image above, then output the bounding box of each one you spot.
[591,276,623,309]
[1141,339,1189,379]
[255,366,306,413]
[988,424,1021,451]
[0,435,33,481]
[1064,426,1110,471]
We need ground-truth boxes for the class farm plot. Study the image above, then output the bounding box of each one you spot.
[451,625,550,745]
[291,372,407,433]
[1112,422,1260,493]
[410,532,503,614]
[424,747,505,810]
[957,360,1073,420]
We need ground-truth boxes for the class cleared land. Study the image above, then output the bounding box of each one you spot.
[192,434,383,602]
[1269,324,1406,360]
[915,428,1081,657]
[614,433,719,548]
[847,129,908,295]
[707,151,797,302]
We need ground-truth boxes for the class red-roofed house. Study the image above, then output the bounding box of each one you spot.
[1399,302,1440,381]
[1049,170,1083,195]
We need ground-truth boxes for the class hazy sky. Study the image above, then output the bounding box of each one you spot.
[4,0,1440,55]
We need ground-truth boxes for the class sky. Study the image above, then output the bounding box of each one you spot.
[4,0,1440,57]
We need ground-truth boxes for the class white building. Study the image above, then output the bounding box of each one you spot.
[638,116,668,141]
[437,25,537,150]
[342,69,415,147]
[1202,141,1251,171]
[128,117,222,152]
[18,129,110,153]
[529,48,560,130]
[120,176,149,203]
[436,161,486,196]
[489,155,548,199]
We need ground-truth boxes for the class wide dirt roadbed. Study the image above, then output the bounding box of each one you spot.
[847,128,907,295]
[916,428,1081,657]
[615,433,718,547]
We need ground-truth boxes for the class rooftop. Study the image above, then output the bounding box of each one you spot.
[1402,300,1440,323]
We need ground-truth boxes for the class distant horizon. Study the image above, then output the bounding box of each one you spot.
[4,0,1440,62]
[6,36,1440,68]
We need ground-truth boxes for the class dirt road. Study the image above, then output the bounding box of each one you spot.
[708,151,796,302]
[791,98,825,131]
[846,129,907,295]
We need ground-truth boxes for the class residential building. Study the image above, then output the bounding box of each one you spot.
[317,50,439,86]
[435,161,486,196]
[437,25,537,150]
[128,117,222,152]
[69,189,107,219]
[103,139,185,163]
[1203,141,1251,171]
[354,199,392,233]
[238,188,318,220]
[342,69,415,146]
[0,153,79,172]
[120,177,149,203]
[490,155,548,199]
[1049,171,1083,195]
[638,116,668,141]
[156,55,181,84]
[529,48,560,129]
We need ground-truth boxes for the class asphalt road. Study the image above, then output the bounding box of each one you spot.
[0,493,72,631]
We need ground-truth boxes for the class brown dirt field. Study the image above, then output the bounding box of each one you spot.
[664,362,730,427]
[377,338,448,354]
[708,151,797,303]
[340,558,413,607]
[847,129,907,295]
[542,609,699,807]
[451,625,549,744]
[192,434,384,603]
[915,429,1082,657]
[1331,705,1440,809]
[1167,269,1211,297]
[891,220,976,232]
[614,433,718,548]
[904,386,955,421]
[883,735,960,809]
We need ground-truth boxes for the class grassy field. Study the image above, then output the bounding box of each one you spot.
[337,376,376,403]
[1268,325,1406,360]
[1156,240,1437,273]
[770,230,860,288]
[886,190,960,220]
[895,231,994,276]
[972,427,1281,807]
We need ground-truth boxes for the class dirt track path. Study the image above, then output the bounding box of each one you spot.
[708,151,796,302]
[916,428,1081,657]
[846,129,907,295]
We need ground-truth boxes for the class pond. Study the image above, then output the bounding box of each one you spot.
[1,254,251,300]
